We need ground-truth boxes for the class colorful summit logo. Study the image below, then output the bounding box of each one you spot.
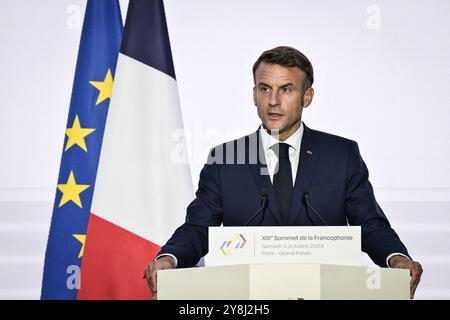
[220,233,247,256]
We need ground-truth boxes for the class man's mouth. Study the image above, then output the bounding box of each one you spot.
[267,112,283,119]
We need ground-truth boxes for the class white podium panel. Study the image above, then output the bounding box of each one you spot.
[158,264,410,300]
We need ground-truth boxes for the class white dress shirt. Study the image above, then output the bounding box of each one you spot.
[259,123,304,184]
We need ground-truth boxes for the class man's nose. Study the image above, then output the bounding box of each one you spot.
[268,91,280,106]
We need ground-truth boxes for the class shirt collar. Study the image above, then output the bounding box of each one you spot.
[259,122,304,152]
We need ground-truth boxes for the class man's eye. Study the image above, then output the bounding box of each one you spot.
[260,87,270,93]
[281,87,292,93]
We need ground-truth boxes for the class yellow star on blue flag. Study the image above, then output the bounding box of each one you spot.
[57,171,90,208]
[90,69,114,105]
[65,115,96,152]
[73,234,86,258]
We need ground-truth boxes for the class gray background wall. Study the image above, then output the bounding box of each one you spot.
[0,0,449,299]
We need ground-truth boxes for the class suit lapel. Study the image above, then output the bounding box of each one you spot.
[288,124,320,225]
[247,129,282,225]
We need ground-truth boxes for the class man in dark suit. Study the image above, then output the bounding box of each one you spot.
[144,46,423,298]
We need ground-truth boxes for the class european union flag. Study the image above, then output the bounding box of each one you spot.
[41,0,123,299]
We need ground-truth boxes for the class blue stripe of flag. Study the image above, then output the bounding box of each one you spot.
[41,0,123,300]
[120,0,176,80]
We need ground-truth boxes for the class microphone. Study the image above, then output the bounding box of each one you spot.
[302,188,329,226]
[244,188,269,226]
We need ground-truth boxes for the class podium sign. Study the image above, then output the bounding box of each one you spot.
[205,226,361,267]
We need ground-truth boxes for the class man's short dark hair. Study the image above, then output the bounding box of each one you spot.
[252,46,314,93]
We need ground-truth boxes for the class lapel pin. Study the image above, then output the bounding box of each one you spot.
[306,148,313,156]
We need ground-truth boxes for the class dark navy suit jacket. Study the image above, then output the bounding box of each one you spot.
[159,123,410,267]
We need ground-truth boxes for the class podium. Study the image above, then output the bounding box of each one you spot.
[158,227,410,300]
[158,263,410,300]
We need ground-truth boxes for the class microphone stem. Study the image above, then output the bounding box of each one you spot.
[304,194,328,226]
[244,197,267,226]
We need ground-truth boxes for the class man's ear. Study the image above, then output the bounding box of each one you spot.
[303,87,314,108]
[253,86,257,106]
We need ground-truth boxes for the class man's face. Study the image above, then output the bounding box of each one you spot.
[253,62,314,141]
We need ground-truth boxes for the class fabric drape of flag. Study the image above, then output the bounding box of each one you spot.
[77,0,193,299]
[41,0,123,299]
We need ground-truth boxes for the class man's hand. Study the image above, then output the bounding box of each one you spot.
[144,255,176,299]
[388,255,423,299]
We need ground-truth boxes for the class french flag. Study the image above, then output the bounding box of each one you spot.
[77,0,193,299]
